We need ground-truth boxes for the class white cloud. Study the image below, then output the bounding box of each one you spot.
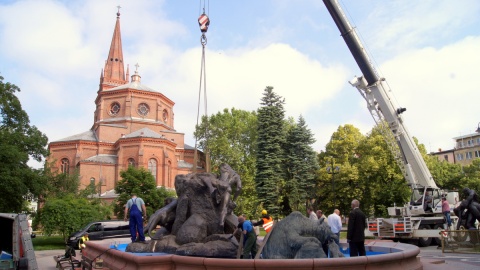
[1,0,479,169]
[360,0,480,56]
[380,36,480,151]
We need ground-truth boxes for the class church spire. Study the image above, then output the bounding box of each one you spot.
[101,6,127,88]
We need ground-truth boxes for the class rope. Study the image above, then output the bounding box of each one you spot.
[193,10,211,173]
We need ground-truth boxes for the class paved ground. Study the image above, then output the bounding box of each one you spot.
[35,237,480,269]
[419,246,480,270]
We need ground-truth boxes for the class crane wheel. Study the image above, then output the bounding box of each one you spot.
[453,225,468,242]
[417,225,432,247]
[432,224,444,246]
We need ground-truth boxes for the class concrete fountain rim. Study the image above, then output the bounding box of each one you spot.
[82,240,422,270]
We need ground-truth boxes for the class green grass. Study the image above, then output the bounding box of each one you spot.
[32,235,66,251]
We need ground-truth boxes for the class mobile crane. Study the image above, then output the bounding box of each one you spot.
[322,0,459,246]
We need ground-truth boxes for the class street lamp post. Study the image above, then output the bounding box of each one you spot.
[326,159,340,208]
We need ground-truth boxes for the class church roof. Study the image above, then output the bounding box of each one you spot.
[107,81,158,92]
[82,154,117,164]
[184,144,195,150]
[53,130,97,142]
[124,127,165,139]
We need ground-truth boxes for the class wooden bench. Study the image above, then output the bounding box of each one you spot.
[53,246,81,270]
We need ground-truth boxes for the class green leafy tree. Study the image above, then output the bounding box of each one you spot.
[114,166,176,218]
[283,115,319,213]
[36,195,111,242]
[255,86,286,218]
[459,159,480,192]
[194,108,259,216]
[317,124,363,216]
[316,124,411,217]
[422,145,463,191]
[0,76,48,212]
[38,161,82,200]
[356,126,409,217]
[34,165,112,234]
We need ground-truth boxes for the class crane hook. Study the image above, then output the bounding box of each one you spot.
[198,13,210,33]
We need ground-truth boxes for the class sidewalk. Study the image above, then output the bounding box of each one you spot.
[35,249,64,270]
[419,246,480,270]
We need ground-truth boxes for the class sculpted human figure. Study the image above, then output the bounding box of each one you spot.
[216,163,242,223]
[133,165,242,256]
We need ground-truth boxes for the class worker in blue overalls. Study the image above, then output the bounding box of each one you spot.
[124,193,147,243]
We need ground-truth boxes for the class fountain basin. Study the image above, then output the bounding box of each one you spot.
[81,240,422,270]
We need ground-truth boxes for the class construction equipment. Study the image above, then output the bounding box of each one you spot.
[322,0,460,246]
[0,213,38,269]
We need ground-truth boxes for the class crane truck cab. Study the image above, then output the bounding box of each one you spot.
[0,213,38,270]
[389,187,459,217]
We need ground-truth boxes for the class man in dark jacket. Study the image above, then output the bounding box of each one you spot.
[347,199,366,257]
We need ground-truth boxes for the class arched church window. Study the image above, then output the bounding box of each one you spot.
[162,109,168,123]
[148,158,157,181]
[61,158,69,174]
[137,103,149,117]
[109,102,121,116]
[127,158,136,167]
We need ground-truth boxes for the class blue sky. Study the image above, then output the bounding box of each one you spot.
[1,0,479,168]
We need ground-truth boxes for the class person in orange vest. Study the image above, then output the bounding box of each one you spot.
[78,233,89,251]
[253,209,274,233]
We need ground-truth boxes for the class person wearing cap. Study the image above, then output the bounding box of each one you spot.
[441,195,452,229]
[253,209,274,233]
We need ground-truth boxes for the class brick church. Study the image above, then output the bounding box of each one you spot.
[48,11,204,197]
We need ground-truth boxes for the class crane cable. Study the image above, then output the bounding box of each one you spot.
[193,3,211,173]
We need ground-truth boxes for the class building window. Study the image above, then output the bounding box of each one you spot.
[90,177,95,186]
[109,102,121,116]
[148,159,157,181]
[137,103,149,116]
[162,109,168,122]
[475,151,480,158]
[457,153,464,161]
[468,139,474,146]
[61,158,69,174]
[444,155,449,162]
[466,152,473,159]
[477,138,480,145]
[127,158,136,167]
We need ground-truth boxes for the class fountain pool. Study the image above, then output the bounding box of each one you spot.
[81,240,422,270]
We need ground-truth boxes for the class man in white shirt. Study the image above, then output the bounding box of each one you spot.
[328,209,342,245]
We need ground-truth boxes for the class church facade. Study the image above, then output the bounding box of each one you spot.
[48,11,204,197]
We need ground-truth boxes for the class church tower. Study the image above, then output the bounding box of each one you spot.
[47,10,204,198]
[100,9,128,89]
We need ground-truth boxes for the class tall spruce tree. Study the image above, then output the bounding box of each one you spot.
[284,115,319,213]
[255,86,286,218]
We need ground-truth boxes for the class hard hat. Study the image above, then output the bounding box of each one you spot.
[262,209,267,215]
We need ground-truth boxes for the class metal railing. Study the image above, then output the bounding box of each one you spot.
[441,229,480,253]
